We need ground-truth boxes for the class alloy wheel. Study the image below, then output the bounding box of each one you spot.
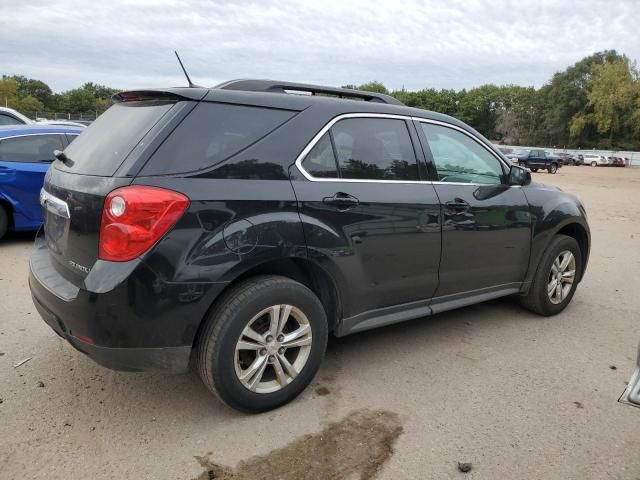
[234,304,313,393]
[547,250,576,304]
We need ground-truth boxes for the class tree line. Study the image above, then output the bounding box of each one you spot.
[2,50,639,148]
[0,75,117,119]
[348,50,640,150]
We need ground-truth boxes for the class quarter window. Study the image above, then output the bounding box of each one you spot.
[142,102,296,175]
[301,133,339,178]
[420,123,504,184]
[0,134,65,162]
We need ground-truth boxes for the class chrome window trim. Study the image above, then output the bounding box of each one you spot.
[412,117,511,170]
[294,113,511,185]
[294,113,428,184]
[0,132,71,141]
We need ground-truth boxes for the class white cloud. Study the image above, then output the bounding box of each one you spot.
[2,0,638,92]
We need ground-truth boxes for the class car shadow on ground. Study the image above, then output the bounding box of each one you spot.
[36,295,539,426]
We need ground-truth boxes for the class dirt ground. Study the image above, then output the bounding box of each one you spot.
[1,166,639,480]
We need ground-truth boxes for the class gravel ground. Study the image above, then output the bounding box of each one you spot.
[1,166,639,479]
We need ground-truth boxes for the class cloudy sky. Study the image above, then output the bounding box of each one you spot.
[2,0,639,93]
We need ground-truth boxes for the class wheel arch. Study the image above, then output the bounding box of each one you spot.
[191,256,343,349]
[555,221,589,281]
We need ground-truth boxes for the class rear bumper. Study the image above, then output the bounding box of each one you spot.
[28,236,226,373]
[31,290,191,372]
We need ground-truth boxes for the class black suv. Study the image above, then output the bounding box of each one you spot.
[30,80,590,412]
[515,149,563,173]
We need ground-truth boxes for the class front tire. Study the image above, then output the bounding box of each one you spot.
[0,205,8,240]
[520,234,582,316]
[196,275,328,412]
[548,163,558,174]
[530,168,538,172]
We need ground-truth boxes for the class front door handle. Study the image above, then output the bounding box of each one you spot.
[445,199,470,211]
[323,192,360,210]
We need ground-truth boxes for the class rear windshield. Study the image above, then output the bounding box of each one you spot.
[56,101,175,176]
[140,102,296,175]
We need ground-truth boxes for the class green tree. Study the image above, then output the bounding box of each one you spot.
[356,81,389,94]
[540,50,625,146]
[15,95,44,118]
[0,77,18,108]
[5,75,53,108]
[570,58,639,148]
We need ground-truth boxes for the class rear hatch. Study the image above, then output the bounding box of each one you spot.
[41,93,198,286]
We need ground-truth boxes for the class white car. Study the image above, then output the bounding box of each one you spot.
[0,107,86,129]
[583,154,608,167]
[0,106,33,125]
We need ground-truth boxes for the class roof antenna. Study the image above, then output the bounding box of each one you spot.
[174,51,201,88]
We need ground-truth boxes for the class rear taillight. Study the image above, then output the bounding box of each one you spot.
[99,186,189,262]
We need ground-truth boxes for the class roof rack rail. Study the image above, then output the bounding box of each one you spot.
[214,79,404,106]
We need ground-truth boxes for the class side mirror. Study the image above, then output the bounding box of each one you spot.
[508,165,531,186]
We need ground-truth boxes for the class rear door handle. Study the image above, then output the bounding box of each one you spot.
[445,199,470,211]
[323,192,360,210]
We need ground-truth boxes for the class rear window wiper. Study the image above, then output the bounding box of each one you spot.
[54,150,74,166]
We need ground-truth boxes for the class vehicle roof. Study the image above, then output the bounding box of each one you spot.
[118,84,482,133]
[0,124,83,138]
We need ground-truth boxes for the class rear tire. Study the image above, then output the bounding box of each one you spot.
[0,205,8,240]
[530,168,538,172]
[520,234,582,316]
[591,161,597,167]
[195,275,328,412]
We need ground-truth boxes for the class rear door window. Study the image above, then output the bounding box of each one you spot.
[57,101,175,176]
[0,114,24,126]
[331,118,418,180]
[0,134,65,162]
[141,103,296,175]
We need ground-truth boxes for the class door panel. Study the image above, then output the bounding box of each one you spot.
[292,180,441,317]
[432,183,531,296]
[291,115,441,318]
[0,134,65,228]
[416,120,531,298]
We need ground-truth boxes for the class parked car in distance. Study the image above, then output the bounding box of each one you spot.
[558,153,583,166]
[0,107,33,126]
[0,125,82,239]
[611,157,626,167]
[514,148,563,173]
[583,154,608,167]
[0,107,87,129]
[497,147,513,155]
[620,342,640,408]
[30,80,590,412]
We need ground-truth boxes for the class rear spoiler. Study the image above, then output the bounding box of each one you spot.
[112,88,209,103]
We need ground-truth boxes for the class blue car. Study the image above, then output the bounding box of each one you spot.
[0,125,82,239]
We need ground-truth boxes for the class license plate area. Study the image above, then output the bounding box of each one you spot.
[40,189,70,255]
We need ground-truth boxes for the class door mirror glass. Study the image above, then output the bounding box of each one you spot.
[509,165,531,186]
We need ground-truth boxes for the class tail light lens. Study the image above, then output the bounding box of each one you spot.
[99,186,189,262]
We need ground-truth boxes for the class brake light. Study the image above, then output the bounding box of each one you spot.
[99,186,189,262]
